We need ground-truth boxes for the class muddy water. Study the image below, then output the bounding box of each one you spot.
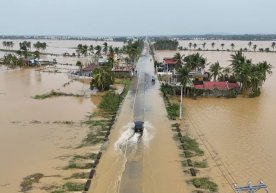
[88,42,187,193]
[0,68,95,192]
[155,48,276,192]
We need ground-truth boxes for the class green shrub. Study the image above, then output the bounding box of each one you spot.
[190,178,218,192]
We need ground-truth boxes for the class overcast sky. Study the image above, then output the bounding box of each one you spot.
[0,0,275,36]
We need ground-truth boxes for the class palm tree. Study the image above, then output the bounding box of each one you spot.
[248,41,252,50]
[114,47,120,56]
[202,42,207,50]
[76,61,83,74]
[221,43,225,50]
[95,45,102,56]
[103,42,108,55]
[184,53,207,71]
[77,44,82,55]
[271,42,276,51]
[231,43,235,51]
[253,44,257,52]
[173,52,185,69]
[177,66,192,95]
[188,42,192,50]
[90,67,114,91]
[211,42,215,50]
[81,44,88,56]
[193,43,197,50]
[209,62,222,81]
[89,45,94,54]
[222,67,232,79]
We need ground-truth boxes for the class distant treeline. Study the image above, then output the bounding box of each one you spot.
[0,35,143,42]
[150,34,276,41]
[153,40,179,50]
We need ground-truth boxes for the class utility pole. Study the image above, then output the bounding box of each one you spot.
[234,181,268,193]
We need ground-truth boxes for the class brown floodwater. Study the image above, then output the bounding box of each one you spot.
[156,47,276,192]
[0,67,96,192]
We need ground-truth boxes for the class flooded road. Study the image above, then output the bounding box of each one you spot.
[89,42,187,193]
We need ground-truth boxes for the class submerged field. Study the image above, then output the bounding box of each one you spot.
[155,40,276,192]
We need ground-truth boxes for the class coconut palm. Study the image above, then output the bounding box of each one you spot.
[211,42,215,49]
[188,42,192,50]
[202,42,207,50]
[114,47,120,55]
[221,43,225,50]
[103,42,108,55]
[248,41,252,50]
[271,42,276,51]
[81,45,88,56]
[253,44,257,52]
[76,61,83,74]
[231,43,235,51]
[89,45,94,54]
[209,62,223,81]
[90,67,114,91]
[177,66,192,95]
[193,43,197,50]
[95,45,102,56]
[184,53,207,71]
[173,52,185,68]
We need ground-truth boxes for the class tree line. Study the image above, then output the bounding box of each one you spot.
[153,40,179,50]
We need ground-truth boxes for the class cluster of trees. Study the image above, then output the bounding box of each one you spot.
[33,41,47,51]
[75,43,120,57]
[173,51,272,97]
[121,40,144,64]
[19,41,32,51]
[2,41,14,49]
[2,54,24,68]
[88,40,144,91]
[153,40,178,50]
[90,67,114,91]
[230,51,272,97]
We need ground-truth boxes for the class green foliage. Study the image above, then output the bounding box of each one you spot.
[180,135,204,156]
[190,178,218,192]
[63,182,84,191]
[64,172,88,180]
[99,91,120,112]
[20,173,44,192]
[121,40,144,63]
[64,161,93,169]
[167,103,179,120]
[230,51,273,97]
[153,40,179,50]
[184,53,207,70]
[90,67,114,91]
[194,160,208,168]
[2,54,25,68]
[33,90,81,99]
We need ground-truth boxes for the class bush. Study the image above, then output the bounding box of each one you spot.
[99,91,120,112]
[180,135,204,156]
[190,178,218,192]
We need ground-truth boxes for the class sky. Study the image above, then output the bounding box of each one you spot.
[0,0,276,36]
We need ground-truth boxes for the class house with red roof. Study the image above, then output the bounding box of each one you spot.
[163,57,178,71]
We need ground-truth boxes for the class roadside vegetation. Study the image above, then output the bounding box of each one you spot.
[170,123,218,192]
